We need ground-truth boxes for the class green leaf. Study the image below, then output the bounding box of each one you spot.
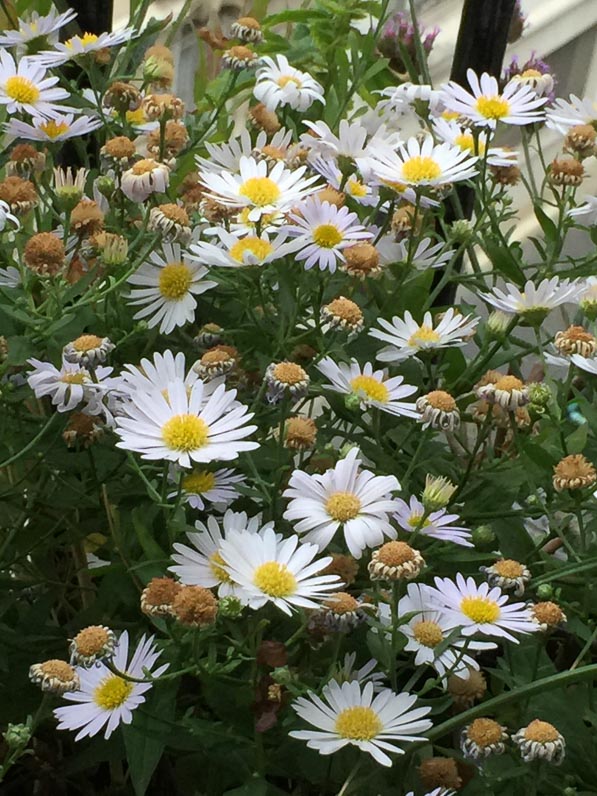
[5,335,36,365]
[566,422,589,454]
[123,679,178,796]
[534,204,558,244]
[262,9,327,26]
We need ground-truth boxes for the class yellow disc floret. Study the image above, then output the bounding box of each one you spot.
[401,156,442,183]
[238,177,281,206]
[461,596,500,624]
[476,95,510,120]
[350,375,390,404]
[158,262,192,299]
[94,675,133,709]
[312,223,344,248]
[229,237,274,262]
[408,324,441,347]
[253,561,297,597]
[413,619,444,648]
[335,706,383,740]
[182,470,216,493]
[5,76,40,104]
[162,414,209,451]
[326,491,361,522]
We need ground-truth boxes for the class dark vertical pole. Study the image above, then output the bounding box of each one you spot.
[73,0,115,39]
[434,0,516,306]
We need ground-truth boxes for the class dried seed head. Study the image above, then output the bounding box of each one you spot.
[24,232,65,276]
[284,416,317,450]
[172,585,218,627]
[141,576,182,617]
[553,453,597,491]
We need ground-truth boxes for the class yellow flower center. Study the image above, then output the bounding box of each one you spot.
[312,223,344,248]
[182,470,216,493]
[73,334,103,352]
[441,110,460,121]
[94,675,133,709]
[401,156,442,183]
[521,69,542,79]
[61,372,88,384]
[326,491,361,522]
[407,512,424,528]
[407,324,441,347]
[209,551,233,583]
[238,176,281,207]
[347,178,368,198]
[253,561,297,597]
[39,119,70,139]
[66,32,99,49]
[229,236,274,263]
[350,375,390,404]
[335,706,383,740]
[454,133,486,155]
[5,76,40,104]
[161,414,209,451]
[413,619,444,647]
[126,107,147,125]
[475,95,510,120]
[158,262,192,299]
[461,596,500,624]
[277,75,302,88]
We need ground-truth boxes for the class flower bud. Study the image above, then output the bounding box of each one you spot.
[3,721,32,749]
[472,525,496,548]
[218,595,244,618]
[536,583,554,600]
[421,475,456,511]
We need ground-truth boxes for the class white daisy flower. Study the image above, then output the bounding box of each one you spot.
[290,679,432,767]
[311,158,378,206]
[316,357,418,418]
[431,573,538,643]
[407,790,457,796]
[167,466,246,510]
[119,350,198,395]
[301,119,401,178]
[368,135,478,189]
[0,8,77,49]
[379,584,495,680]
[253,55,325,112]
[0,50,71,118]
[38,28,136,67]
[0,199,19,231]
[377,235,455,271]
[5,113,101,142]
[286,198,372,272]
[189,227,299,268]
[114,378,258,468]
[394,496,473,547]
[283,447,401,558]
[370,308,479,363]
[27,358,111,413]
[200,156,320,223]
[440,69,546,128]
[219,527,340,614]
[432,117,518,167]
[127,243,217,335]
[375,83,443,119]
[568,195,597,226]
[169,510,273,595]
[546,94,597,134]
[333,653,386,691]
[479,277,583,319]
[0,265,21,287]
[196,127,294,174]
[53,632,167,741]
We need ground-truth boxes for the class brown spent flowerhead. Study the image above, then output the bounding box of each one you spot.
[461,717,507,759]
[149,203,192,244]
[0,175,38,213]
[231,16,263,43]
[103,81,142,112]
[368,541,425,581]
[554,325,597,357]
[316,185,345,207]
[70,625,117,666]
[321,553,359,585]
[144,44,175,66]
[550,157,584,186]
[143,93,185,121]
[531,600,566,629]
[147,120,189,159]
[101,135,137,167]
[24,232,66,276]
[447,668,487,709]
[553,453,597,491]
[418,756,463,790]
[284,416,317,450]
[141,576,182,617]
[565,124,597,158]
[490,163,521,185]
[416,389,460,431]
[391,203,422,238]
[71,198,104,236]
[248,103,281,135]
[7,143,45,176]
[321,296,364,334]
[339,242,383,279]
[222,45,259,70]
[63,412,104,448]
[29,659,80,695]
[194,345,238,379]
[172,585,218,627]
